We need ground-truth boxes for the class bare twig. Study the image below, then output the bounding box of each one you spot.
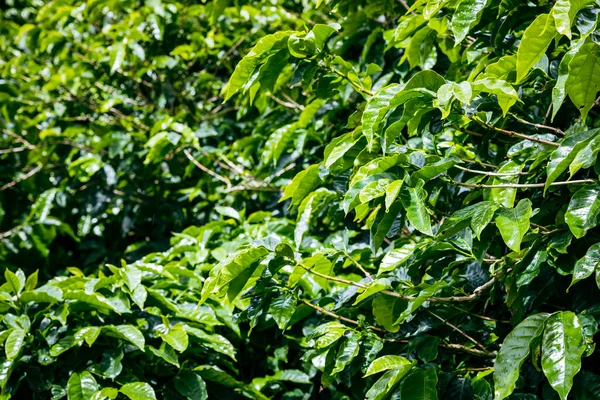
[183,149,232,188]
[270,95,304,111]
[301,299,494,357]
[474,120,560,147]
[454,179,595,189]
[299,262,500,303]
[427,310,493,355]
[0,165,43,192]
[0,225,22,240]
[0,147,27,155]
[509,114,564,136]
[454,165,530,177]
[2,129,35,149]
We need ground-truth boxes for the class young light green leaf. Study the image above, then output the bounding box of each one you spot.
[109,325,145,351]
[224,31,294,100]
[67,371,98,400]
[119,382,157,400]
[4,270,23,295]
[569,243,600,290]
[331,332,361,374]
[495,199,532,252]
[161,324,189,353]
[279,164,322,207]
[565,41,600,119]
[541,312,586,400]
[489,161,522,208]
[553,0,595,38]
[565,184,600,239]
[5,328,25,360]
[268,291,296,330]
[364,355,414,377]
[552,39,584,121]
[494,313,550,400]
[452,0,490,45]
[545,129,600,190]
[471,78,519,115]
[400,179,432,236]
[516,13,557,83]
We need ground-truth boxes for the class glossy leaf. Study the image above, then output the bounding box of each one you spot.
[541,312,586,400]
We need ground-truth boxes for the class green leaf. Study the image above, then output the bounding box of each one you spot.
[364,355,414,377]
[23,270,38,291]
[280,164,322,207]
[400,179,432,236]
[569,243,600,289]
[495,199,532,252]
[119,382,157,400]
[331,332,361,374]
[565,41,600,119]
[161,324,189,353]
[545,129,600,190]
[365,366,414,400]
[565,184,600,238]
[379,242,421,274]
[268,291,296,330]
[67,372,98,400]
[20,286,63,304]
[4,270,23,295]
[104,325,145,351]
[553,0,595,38]
[494,313,550,400]
[471,78,519,116]
[90,387,119,400]
[63,291,117,312]
[552,40,584,121]
[224,31,294,100]
[394,282,444,325]
[399,368,438,400]
[4,328,25,360]
[541,312,586,400]
[200,246,269,304]
[452,0,490,45]
[489,161,522,208]
[174,372,208,400]
[516,13,557,83]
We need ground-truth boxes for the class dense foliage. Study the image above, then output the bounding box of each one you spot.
[2,0,600,399]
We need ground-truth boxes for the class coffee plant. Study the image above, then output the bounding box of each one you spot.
[2,0,600,399]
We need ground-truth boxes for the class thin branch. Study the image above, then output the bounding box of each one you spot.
[427,310,493,355]
[2,129,35,149]
[301,299,494,357]
[445,303,510,324]
[0,225,22,240]
[460,158,499,169]
[183,149,232,188]
[301,299,386,333]
[440,343,494,358]
[0,147,27,155]
[509,114,564,136]
[0,165,43,192]
[270,95,304,111]
[327,65,375,97]
[344,252,373,280]
[474,120,560,147]
[299,263,500,303]
[454,179,595,189]
[454,165,530,177]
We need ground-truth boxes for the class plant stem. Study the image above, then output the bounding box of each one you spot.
[474,119,560,147]
[454,179,595,189]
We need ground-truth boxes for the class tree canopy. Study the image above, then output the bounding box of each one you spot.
[2,0,600,399]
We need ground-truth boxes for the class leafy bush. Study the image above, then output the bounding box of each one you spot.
[2,0,600,399]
